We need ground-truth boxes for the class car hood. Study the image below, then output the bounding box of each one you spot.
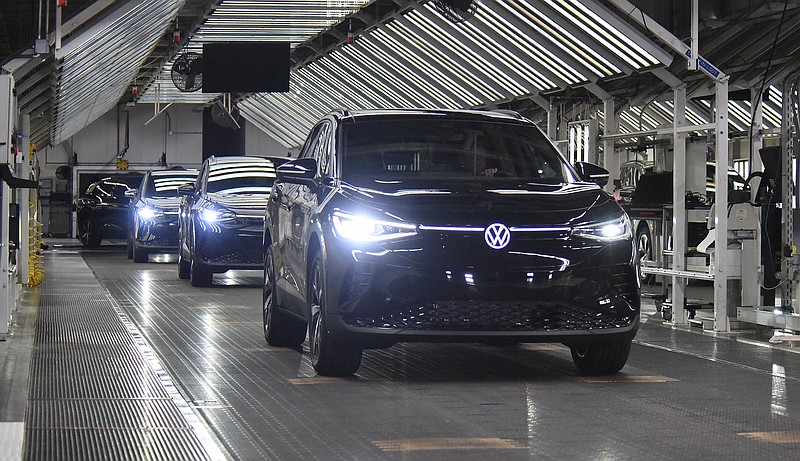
[339,179,619,227]
[207,193,270,217]
[143,197,182,211]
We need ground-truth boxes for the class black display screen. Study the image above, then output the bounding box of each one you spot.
[202,42,290,93]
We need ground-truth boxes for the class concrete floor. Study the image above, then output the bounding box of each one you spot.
[2,239,800,460]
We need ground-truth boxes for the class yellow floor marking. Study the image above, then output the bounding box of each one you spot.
[577,375,677,383]
[739,431,800,444]
[373,437,525,451]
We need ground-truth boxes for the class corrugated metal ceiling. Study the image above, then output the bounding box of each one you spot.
[4,0,800,150]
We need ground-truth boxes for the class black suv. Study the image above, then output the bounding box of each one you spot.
[263,109,639,376]
[77,175,142,247]
[127,168,199,262]
[178,156,284,286]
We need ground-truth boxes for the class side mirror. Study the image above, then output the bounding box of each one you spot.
[574,162,609,187]
[124,189,137,198]
[177,184,195,196]
[276,158,318,187]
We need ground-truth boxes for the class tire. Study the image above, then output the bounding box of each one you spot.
[132,244,148,263]
[126,237,133,259]
[570,340,632,375]
[178,247,191,279]
[190,233,213,287]
[263,246,306,347]
[78,219,102,247]
[190,259,213,287]
[636,226,654,284]
[308,252,362,376]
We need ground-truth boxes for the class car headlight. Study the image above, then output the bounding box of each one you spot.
[331,211,417,242]
[572,215,632,241]
[200,206,236,223]
[137,207,160,220]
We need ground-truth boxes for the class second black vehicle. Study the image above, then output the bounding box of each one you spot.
[178,155,285,287]
[127,168,199,262]
[263,108,640,376]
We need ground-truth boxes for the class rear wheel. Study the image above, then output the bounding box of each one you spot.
[79,219,101,247]
[308,252,362,376]
[636,226,654,284]
[570,340,632,375]
[263,246,306,346]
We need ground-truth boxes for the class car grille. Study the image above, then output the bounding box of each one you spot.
[343,301,636,332]
[343,264,638,332]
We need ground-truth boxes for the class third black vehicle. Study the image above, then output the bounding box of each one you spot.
[178,155,285,287]
[263,109,640,376]
[77,175,142,247]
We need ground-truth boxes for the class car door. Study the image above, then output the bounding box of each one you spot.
[292,121,333,310]
[183,164,207,257]
[274,124,326,314]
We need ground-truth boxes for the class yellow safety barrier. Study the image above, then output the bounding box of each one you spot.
[25,189,45,288]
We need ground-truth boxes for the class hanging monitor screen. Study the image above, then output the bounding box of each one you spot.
[202,42,290,93]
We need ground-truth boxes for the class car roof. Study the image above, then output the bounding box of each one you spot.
[149,168,198,176]
[207,155,276,165]
[329,108,529,123]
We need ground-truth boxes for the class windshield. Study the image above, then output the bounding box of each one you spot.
[144,172,198,198]
[341,116,570,183]
[206,162,277,194]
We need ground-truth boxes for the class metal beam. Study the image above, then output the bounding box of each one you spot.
[607,0,727,82]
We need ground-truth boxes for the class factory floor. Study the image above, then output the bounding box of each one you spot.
[1,239,799,461]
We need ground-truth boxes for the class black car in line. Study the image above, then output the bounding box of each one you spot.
[76,175,142,247]
[178,155,285,287]
[262,108,640,376]
[127,167,199,262]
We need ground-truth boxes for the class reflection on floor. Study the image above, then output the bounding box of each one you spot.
[1,239,799,461]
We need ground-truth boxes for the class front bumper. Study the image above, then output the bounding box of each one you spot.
[135,213,180,250]
[322,234,639,348]
[195,217,264,270]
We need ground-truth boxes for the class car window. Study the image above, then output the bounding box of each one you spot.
[299,123,331,176]
[206,161,277,194]
[144,172,198,198]
[340,117,568,182]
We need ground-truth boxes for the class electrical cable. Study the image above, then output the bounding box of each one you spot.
[748,0,790,167]
[25,189,45,288]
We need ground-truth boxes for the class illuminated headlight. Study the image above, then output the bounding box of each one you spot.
[572,215,632,241]
[200,207,236,223]
[331,211,417,242]
[137,207,159,220]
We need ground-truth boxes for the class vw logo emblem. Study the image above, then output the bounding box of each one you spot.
[485,223,510,249]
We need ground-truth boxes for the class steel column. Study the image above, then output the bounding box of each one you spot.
[672,85,687,325]
[714,78,731,332]
[603,98,618,193]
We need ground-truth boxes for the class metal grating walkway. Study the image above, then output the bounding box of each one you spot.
[23,252,214,461]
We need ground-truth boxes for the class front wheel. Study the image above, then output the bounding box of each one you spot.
[178,248,190,279]
[308,252,362,376]
[570,340,632,375]
[263,246,306,346]
[132,244,148,263]
[189,230,213,286]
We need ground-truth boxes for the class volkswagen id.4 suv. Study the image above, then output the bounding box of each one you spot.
[263,109,639,376]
